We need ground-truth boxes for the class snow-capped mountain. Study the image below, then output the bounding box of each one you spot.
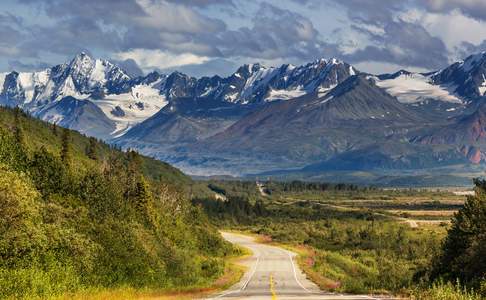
[431,51,486,100]
[0,53,358,138]
[0,53,167,137]
[5,51,486,179]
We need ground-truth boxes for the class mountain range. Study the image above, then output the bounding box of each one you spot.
[3,51,486,184]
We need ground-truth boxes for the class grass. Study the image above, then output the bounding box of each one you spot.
[411,281,484,300]
[58,244,251,300]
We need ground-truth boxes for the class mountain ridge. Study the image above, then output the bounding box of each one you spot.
[3,51,486,178]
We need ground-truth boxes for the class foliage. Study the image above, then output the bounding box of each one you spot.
[0,107,233,299]
[412,280,484,300]
[431,179,486,291]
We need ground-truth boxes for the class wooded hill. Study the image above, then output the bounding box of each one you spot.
[0,107,233,299]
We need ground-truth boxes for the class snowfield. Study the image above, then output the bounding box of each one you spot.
[96,84,168,136]
[376,73,462,104]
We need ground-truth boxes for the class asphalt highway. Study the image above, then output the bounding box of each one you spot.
[207,232,384,300]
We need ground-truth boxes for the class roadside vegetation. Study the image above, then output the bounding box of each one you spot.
[0,107,237,299]
[194,180,485,299]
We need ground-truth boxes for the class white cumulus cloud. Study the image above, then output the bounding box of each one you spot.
[115,49,211,73]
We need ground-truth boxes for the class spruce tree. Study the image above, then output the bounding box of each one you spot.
[60,128,72,166]
[432,178,486,288]
[86,137,97,160]
[134,176,153,211]
[52,122,58,136]
[124,150,142,203]
[13,108,24,146]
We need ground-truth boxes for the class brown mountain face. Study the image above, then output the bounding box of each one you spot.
[184,75,426,170]
[414,104,486,163]
[417,104,486,145]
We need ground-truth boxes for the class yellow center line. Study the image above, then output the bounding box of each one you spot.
[270,274,277,300]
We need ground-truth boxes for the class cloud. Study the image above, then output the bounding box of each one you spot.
[326,0,449,69]
[112,58,144,77]
[8,60,52,72]
[348,20,449,69]
[164,0,234,7]
[6,0,486,76]
[0,13,37,58]
[216,2,340,61]
[457,40,486,59]
[114,49,211,73]
[422,0,486,22]
[17,0,226,55]
[159,58,238,78]
[134,0,226,34]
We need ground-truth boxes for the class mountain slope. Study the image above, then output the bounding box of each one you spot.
[1,54,359,140]
[174,75,428,174]
[413,103,486,163]
[37,96,117,139]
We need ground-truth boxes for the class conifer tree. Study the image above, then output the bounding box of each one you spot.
[134,175,153,211]
[13,108,24,146]
[52,122,58,136]
[432,178,486,288]
[86,137,97,160]
[60,128,72,166]
[124,150,143,202]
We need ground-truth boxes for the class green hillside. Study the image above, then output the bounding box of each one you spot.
[0,107,233,299]
[0,107,191,187]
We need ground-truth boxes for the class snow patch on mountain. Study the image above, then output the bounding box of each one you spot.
[0,73,6,89]
[56,75,90,100]
[96,84,168,136]
[479,74,486,96]
[18,71,50,103]
[265,86,306,101]
[376,73,462,104]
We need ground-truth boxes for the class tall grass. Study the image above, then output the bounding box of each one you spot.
[412,280,484,300]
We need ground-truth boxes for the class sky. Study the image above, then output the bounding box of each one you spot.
[2,0,486,77]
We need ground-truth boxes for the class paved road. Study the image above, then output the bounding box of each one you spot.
[207,232,383,300]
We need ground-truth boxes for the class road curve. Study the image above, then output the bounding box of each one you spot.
[207,232,383,300]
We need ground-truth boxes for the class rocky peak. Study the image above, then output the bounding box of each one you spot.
[432,51,486,99]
